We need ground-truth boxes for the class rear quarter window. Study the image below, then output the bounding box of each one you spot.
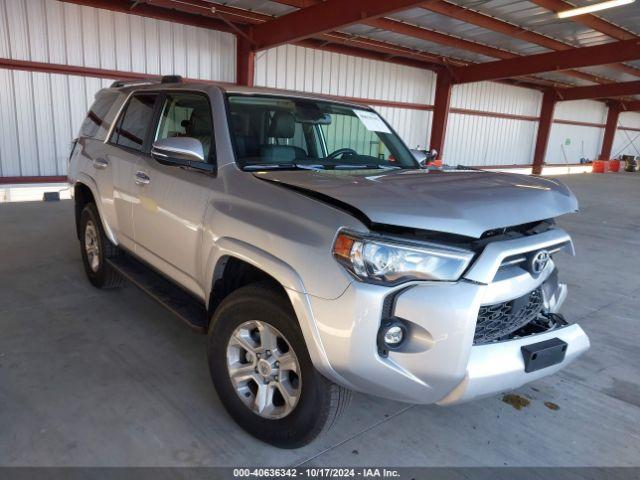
[79,91,121,139]
[110,94,158,152]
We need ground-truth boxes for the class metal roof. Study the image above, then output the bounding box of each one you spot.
[120,0,640,101]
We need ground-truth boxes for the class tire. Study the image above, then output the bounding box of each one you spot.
[207,282,351,448]
[79,203,124,289]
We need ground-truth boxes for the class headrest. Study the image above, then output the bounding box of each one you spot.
[187,109,212,137]
[268,111,295,139]
[231,113,251,136]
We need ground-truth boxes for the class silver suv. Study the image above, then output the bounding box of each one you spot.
[68,77,590,448]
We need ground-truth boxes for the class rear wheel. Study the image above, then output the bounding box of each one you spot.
[207,283,351,448]
[79,203,124,289]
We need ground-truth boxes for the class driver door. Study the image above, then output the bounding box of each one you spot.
[131,92,217,299]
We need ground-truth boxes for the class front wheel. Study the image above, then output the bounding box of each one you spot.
[207,283,351,448]
[79,203,124,289]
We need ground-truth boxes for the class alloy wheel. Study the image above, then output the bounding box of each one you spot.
[84,220,100,273]
[226,320,302,419]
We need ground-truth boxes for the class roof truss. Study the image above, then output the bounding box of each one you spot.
[450,39,640,84]
[248,0,437,50]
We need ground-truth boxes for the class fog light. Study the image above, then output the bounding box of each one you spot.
[384,325,404,346]
[378,321,407,354]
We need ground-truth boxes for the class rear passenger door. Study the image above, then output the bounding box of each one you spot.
[131,91,217,300]
[106,92,159,250]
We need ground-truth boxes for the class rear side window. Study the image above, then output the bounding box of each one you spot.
[111,94,158,151]
[79,91,120,139]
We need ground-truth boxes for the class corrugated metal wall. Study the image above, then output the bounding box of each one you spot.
[546,100,607,165]
[0,0,235,177]
[445,82,541,166]
[0,1,630,178]
[612,112,640,158]
[253,44,435,149]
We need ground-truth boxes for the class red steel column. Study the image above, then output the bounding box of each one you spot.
[236,35,255,87]
[429,70,452,160]
[599,103,621,160]
[532,91,556,175]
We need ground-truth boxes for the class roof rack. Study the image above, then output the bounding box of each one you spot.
[110,75,183,89]
[161,75,183,84]
[110,79,155,88]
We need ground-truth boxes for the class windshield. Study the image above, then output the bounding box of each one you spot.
[227,94,419,170]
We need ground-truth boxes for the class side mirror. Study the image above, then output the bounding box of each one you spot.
[411,149,428,165]
[151,137,214,173]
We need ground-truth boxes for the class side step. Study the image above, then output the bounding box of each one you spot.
[107,254,208,332]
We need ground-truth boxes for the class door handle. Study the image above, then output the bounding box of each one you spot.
[135,171,150,185]
[93,158,109,170]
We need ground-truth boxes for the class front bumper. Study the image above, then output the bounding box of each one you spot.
[300,228,589,405]
[437,323,589,405]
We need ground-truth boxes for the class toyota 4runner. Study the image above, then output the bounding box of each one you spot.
[68,77,590,448]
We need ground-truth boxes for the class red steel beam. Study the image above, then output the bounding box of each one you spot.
[451,39,640,84]
[532,91,556,174]
[0,176,68,185]
[142,0,271,24]
[59,0,233,32]
[317,32,464,67]
[0,57,230,85]
[313,33,575,89]
[622,100,640,111]
[236,36,255,86]
[424,1,640,79]
[426,2,573,51]
[248,0,436,50]
[599,104,622,160]
[363,17,606,85]
[364,17,518,60]
[553,80,640,101]
[429,70,453,159]
[295,38,441,71]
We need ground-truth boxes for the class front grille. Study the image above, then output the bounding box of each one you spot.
[474,288,544,344]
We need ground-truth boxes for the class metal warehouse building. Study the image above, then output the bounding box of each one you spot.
[0,0,639,183]
[2,0,640,470]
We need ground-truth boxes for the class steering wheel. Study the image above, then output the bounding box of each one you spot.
[327,148,358,160]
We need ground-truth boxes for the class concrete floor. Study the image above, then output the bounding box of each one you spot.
[0,173,639,467]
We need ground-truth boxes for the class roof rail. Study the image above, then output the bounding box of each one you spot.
[110,79,155,88]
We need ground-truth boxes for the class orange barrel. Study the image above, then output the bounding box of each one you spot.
[592,160,605,173]
[609,160,621,172]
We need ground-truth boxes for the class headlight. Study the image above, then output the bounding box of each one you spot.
[332,231,474,285]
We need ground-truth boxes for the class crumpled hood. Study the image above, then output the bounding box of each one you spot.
[254,168,578,238]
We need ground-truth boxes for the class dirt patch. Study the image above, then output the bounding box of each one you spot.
[502,393,531,410]
[544,401,560,411]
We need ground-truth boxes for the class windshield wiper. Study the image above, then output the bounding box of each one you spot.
[329,164,402,170]
[242,163,301,171]
[243,163,402,172]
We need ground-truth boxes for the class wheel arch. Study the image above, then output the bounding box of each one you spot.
[204,239,337,381]
[72,175,117,245]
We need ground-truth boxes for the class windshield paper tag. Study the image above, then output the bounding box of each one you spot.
[354,109,391,134]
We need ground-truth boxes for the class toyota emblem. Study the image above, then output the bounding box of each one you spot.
[530,250,550,275]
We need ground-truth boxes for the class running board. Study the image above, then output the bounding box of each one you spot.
[107,254,208,332]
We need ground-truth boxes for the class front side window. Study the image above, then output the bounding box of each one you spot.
[111,94,158,151]
[155,93,214,161]
[227,94,418,170]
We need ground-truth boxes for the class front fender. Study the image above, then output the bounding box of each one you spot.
[202,237,342,383]
[74,173,118,245]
